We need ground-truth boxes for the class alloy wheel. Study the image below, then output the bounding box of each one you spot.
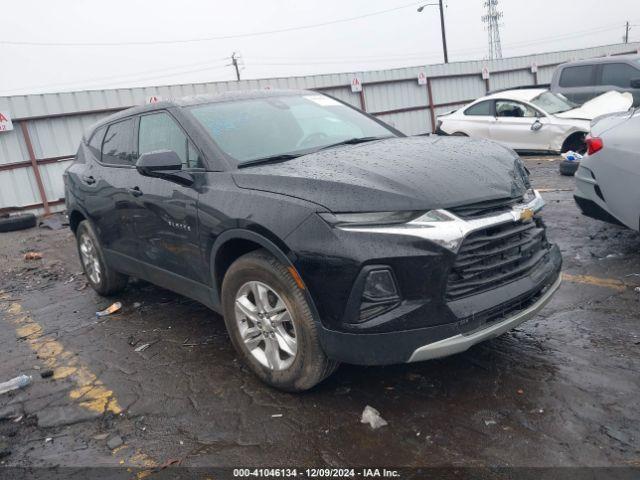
[234,281,297,370]
[79,233,102,285]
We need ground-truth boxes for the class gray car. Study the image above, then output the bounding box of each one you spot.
[551,54,640,106]
[574,107,640,231]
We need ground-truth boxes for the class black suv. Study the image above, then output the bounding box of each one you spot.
[64,90,562,391]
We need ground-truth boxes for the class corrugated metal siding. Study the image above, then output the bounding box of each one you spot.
[1,41,639,214]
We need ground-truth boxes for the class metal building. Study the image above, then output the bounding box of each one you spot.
[1,41,638,215]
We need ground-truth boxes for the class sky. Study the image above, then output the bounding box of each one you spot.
[0,0,639,96]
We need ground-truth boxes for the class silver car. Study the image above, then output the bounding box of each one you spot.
[574,108,640,231]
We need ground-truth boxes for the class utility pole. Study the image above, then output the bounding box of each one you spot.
[438,0,448,64]
[417,2,448,64]
[624,21,630,43]
[230,52,241,81]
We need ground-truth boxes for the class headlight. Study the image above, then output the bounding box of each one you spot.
[319,210,451,227]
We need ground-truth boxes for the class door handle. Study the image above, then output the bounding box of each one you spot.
[128,186,143,197]
[82,175,96,185]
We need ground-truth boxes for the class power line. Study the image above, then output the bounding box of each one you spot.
[0,2,424,47]
[0,59,231,95]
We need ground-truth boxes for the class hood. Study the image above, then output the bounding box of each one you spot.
[232,136,529,212]
[555,91,633,120]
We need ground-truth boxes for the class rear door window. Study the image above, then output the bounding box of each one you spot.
[138,112,202,169]
[101,119,136,166]
[601,63,640,88]
[559,65,596,88]
[464,100,494,116]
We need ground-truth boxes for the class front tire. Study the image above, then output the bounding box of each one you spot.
[221,250,338,391]
[75,220,128,296]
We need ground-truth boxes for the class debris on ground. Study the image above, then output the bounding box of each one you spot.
[0,374,32,395]
[484,419,497,426]
[95,302,122,318]
[271,414,283,418]
[134,343,151,352]
[39,215,68,231]
[517,389,524,395]
[106,435,124,450]
[561,151,583,162]
[361,405,388,429]
[40,369,54,379]
[23,252,42,261]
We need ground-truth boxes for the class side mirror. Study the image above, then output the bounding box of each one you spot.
[630,78,640,89]
[136,150,182,176]
[136,150,193,186]
[531,119,543,131]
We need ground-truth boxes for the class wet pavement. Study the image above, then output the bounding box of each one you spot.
[0,157,639,472]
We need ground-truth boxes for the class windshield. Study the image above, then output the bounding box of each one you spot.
[530,92,577,114]
[189,94,396,164]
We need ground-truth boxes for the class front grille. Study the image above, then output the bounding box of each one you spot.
[449,196,523,219]
[446,217,551,301]
[459,282,547,332]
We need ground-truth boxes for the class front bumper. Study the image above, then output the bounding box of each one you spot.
[408,273,561,362]
[318,245,562,365]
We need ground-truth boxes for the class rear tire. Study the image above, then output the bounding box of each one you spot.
[560,159,579,176]
[75,220,128,296]
[221,249,338,392]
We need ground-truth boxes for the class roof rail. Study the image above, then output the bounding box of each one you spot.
[488,84,550,95]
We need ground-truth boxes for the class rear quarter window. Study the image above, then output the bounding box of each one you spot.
[559,65,596,88]
[464,100,493,116]
[601,63,640,88]
[87,126,106,159]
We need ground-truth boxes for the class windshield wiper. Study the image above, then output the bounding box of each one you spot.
[238,153,303,168]
[237,136,393,168]
[316,136,392,152]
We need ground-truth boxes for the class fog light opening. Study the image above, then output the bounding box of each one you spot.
[357,268,401,322]
[362,269,399,301]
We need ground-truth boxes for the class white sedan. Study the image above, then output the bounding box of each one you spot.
[436,88,633,154]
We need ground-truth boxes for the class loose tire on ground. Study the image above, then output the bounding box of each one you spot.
[0,213,37,233]
[221,249,338,391]
[560,160,579,176]
[75,220,128,296]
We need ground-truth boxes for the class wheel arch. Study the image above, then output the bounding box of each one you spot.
[68,209,87,233]
[210,229,296,295]
[561,130,589,153]
[210,229,323,325]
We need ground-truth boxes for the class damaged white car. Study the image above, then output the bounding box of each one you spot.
[436,88,633,154]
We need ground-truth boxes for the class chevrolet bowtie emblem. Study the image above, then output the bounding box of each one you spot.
[520,208,535,223]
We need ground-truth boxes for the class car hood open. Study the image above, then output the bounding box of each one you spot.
[555,91,633,121]
[232,136,530,213]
